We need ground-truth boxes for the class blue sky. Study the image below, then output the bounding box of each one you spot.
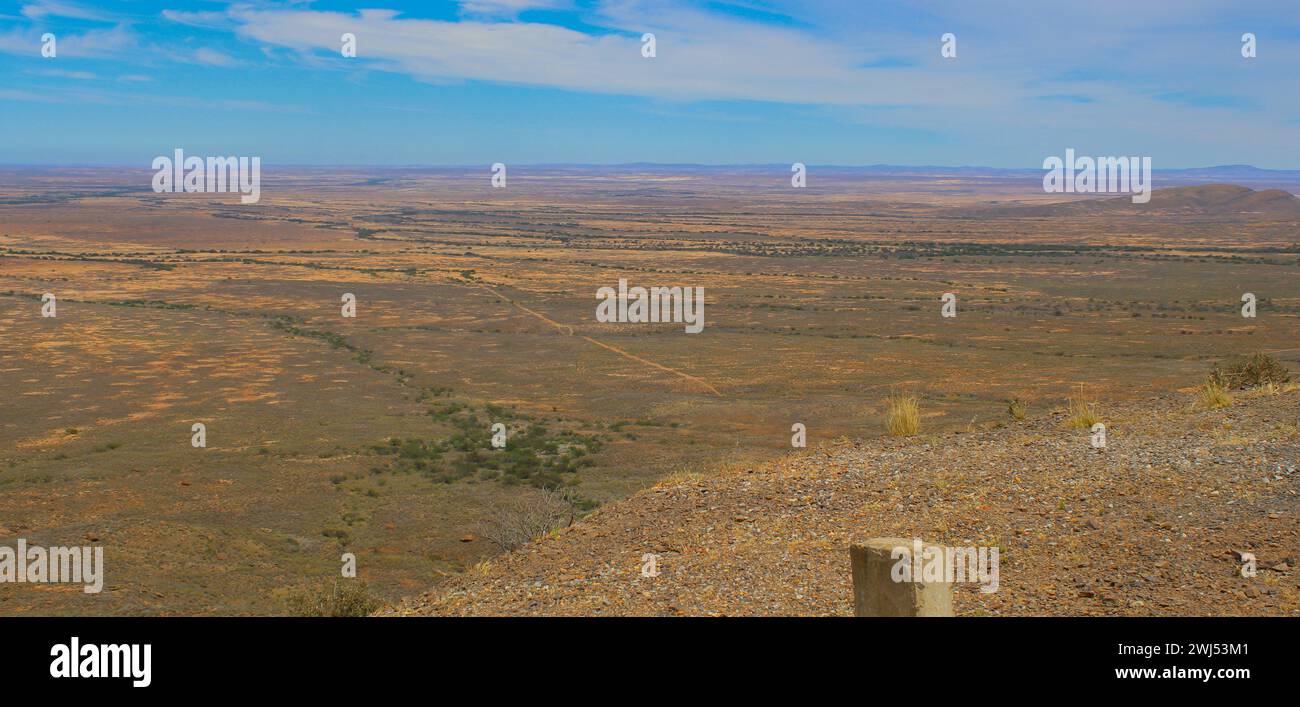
[1,0,1297,167]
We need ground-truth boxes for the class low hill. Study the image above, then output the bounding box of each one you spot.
[387,389,1299,616]
[966,184,1300,217]
[1100,184,1300,214]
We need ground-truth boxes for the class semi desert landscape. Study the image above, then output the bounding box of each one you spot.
[1,166,1295,615]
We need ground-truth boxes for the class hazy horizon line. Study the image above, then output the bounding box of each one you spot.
[2,162,1299,173]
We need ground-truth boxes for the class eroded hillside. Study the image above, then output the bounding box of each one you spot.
[390,389,1299,616]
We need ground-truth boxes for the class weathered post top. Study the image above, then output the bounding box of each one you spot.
[850,537,955,617]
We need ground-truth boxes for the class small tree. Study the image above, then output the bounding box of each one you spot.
[475,488,577,552]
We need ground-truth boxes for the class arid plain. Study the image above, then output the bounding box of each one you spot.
[1,166,1296,614]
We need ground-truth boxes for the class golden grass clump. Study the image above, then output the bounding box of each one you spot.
[1064,386,1101,429]
[885,392,920,437]
[1198,378,1233,410]
[655,467,705,488]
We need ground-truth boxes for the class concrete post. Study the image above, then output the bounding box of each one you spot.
[850,537,954,616]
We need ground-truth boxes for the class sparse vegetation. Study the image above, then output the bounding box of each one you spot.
[1007,398,1027,421]
[8,169,1300,617]
[369,399,605,488]
[1198,378,1233,410]
[1209,353,1292,390]
[885,391,920,437]
[655,467,706,488]
[287,581,381,617]
[1064,387,1101,429]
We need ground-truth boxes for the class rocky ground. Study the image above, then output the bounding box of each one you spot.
[386,389,1298,616]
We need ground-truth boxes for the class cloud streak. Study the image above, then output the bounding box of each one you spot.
[222,4,1014,108]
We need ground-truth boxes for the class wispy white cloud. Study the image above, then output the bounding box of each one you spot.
[0,83,309,113]
[29,67,97,79]
[0,88,61,102]
[160,9,237,30]
[192,46,239,67]
[20,0,115,22]
[221,4,1012,108]
[0,24,140,59]
[459,0,571,18]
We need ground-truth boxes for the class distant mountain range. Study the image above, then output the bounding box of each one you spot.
[547,162,1300,178]
[460,163,1300,192]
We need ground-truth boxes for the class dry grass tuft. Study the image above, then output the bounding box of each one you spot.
[1007,398,1027,421]
[1254,381,1280,397]
[1064,386,1101,429]
[287,580,382,617]
[1199,378,1233,409]
[655,468,705,488]
[885,391,920,437]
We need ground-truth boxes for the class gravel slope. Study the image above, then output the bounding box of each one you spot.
[388,390,1299,616]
